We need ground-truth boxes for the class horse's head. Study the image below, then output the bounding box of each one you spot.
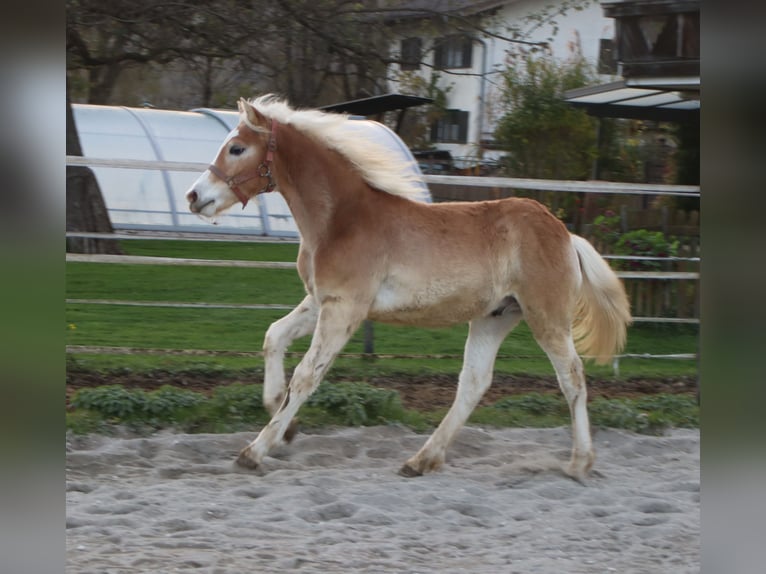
[186,98,277,217]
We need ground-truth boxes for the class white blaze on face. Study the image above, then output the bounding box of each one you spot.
[186,127,242,217]
[217,127,241,156]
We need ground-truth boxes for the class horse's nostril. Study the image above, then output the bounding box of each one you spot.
[187,190,198,203]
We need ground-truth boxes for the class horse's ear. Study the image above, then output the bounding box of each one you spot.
[238,98,266,127]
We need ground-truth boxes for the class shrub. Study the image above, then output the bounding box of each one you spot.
[144,385,206,422]
[494,51,597,181]
[591,210,622,251]
[614,229,679,271]
[71,384,207,425]
[632,394,699,428]
[306,381,404,426]
[589,398,651,433]
[208,383,267,419]
[71,385,148,420]
[589,394,698,434]
[492,393,568,416]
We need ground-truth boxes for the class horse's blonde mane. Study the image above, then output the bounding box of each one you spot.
[245,95,425,200]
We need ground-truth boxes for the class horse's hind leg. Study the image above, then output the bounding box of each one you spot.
[262,295,318,441]
[400,312,521,477]
[528,319,594,481]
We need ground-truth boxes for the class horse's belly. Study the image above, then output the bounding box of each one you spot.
[367,280,491,327]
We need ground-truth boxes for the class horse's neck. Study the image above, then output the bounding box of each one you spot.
[273,124,365,247]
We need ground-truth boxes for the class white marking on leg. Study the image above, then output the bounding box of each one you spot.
[543,338,594,479]
[239,300,364,467]
[262,295,318,414]
[403,313,521,475]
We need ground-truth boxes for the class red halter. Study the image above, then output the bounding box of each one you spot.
[207,119,278,209]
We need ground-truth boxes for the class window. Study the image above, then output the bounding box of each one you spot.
[431,110,469,143]
[434,35,473,69]
[400,37,422,71]
[598,38,617,74]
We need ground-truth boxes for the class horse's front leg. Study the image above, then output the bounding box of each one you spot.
[262,295,318,442]
[237,298,365,470]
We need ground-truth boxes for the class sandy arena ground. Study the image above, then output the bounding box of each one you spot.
[66,425,699,573]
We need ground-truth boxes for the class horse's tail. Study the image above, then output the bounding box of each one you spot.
[570,234,632,364]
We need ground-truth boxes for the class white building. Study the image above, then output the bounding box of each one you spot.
[387,0,616,168]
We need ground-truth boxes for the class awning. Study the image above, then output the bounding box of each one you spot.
[320,93,433,116]
[320,93,434,134]
[564,78,699,122]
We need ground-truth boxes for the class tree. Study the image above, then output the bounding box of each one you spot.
[390,71,452,150]
[66,86,122,255]
[493,50,597,180]
[65,0,397,108]
[66,0,258,105]
[65,1,591,244]
[65,1,561,109]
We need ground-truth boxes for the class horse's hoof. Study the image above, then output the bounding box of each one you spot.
[236,450,259,470]
[398,463,422,478]
[564,451,595,484]
[563,463,591,485]
[283,419,300,444]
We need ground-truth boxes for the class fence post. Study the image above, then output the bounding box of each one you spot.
[363,320,374,354]
[620,204,628,233]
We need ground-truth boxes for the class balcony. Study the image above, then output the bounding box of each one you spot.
[564,0,699,123]
[603,0,699,80]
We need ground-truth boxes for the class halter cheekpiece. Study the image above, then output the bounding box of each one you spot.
[207,119,278,209]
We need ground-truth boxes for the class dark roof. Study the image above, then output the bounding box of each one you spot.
[602,0,699,17]
[320,93,434,116]
[380,0,508,21]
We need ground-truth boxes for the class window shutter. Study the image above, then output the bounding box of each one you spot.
[401,37,422,70]
[598,38,617,74]
[458,111,469,143]
[461,37,473,68]
[434,39,444,69]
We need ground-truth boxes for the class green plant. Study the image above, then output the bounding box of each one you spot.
[591,210,622,251]
[589,394,698,434]
[493,393,568,416]
[306,381,404,426]
[614,229,679,271]
[209,383,267,418]
[144,385,206,422]
[71,385,148,419]
[494,50,597,181]
[632,394,699,428]
[70,384,208,425]
[589,398,651,433]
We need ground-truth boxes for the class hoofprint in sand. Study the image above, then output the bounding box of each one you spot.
[66,426,699,574]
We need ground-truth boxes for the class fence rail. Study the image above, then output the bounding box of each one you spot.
[65,252,699,281]
[66,155,700,197]
[65,251,699,325]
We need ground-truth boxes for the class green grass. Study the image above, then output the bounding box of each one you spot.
[66,263,306,304]
[469,392,699,433]
[66,239,699,379]
[123,239,300,262]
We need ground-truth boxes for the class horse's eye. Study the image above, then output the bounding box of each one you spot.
[229,144,245,156]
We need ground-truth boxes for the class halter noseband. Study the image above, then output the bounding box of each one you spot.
[207,119,278,209]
